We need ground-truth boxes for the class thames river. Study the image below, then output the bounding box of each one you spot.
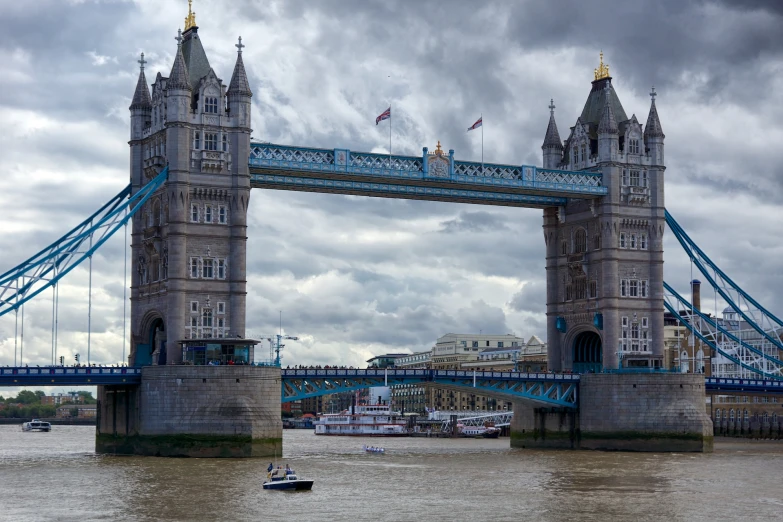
[0,426,781,521]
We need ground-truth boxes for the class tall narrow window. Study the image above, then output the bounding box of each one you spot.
[631,324,640,339]
[574,229,587,254]
[190,258,199,278]
[640,234,648,250]
[218,259,226,279]
[194,132,200,150]
[630,280,639,297]
[630,234,637,249]
[620,233,626,248]
[203,259,214,279]
[561,240,568,256]
[642,171,648,188]
[621,279,627,297]
[205,206,212,223]
[217,302,225,314]
[630,170,640,186]
[222,135,227,152]
[594,235,601,250]
[581,144,586,163]
[589,280,597,298]
[622,169,629,186]
[641,280,648,298]
[191,204,199,222]
[205,133,217,151]
[219,206,227,224]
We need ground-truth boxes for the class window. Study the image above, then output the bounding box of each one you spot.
[621,279,628,297]
[622,316,628,328]
[190,316,198,328]
[217,302,225,314]
[629,280,638,297]
[581,144,586,163]
[218,259,226,279]
[589,280,597,298]
[629,139,640,154]
[191,301,199,313]
[190,258,199,278]
[205,133,217,151]
[194,131,200,150]
[203,308,213,327]
[191,204,199,222]
[472,341,478,348]
[561,240,567,256]
[203,258,214,279]
[498,342,504,348]
[574,229,587,254]
[641,280,648,298]
[642,317,648,328]
[572,148,578,165]
[640,234,648,250]
[630,234,637,249]
[620,233,626,248]
[631,324,639,339]
[566,284,573,301]
[205,96,218,114]
[594,235,601,250]
[219,206,227,224]
[222,135,227,152]
[622,169,629,186]
[575,278,586,300]
[205,206,212,223]
[641,171,648,188]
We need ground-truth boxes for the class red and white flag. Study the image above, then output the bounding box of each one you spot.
[467,117,482,132]
[376,107,391,125]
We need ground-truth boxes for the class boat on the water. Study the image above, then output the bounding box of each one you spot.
[263,467,314,491]
[22,419,51,432]
[458,424,500,438]
[314,403,407,436]
[363,445,385,454]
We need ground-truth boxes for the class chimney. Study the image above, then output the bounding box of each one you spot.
[691,279,701,310]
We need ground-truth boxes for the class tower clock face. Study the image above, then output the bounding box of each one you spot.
[429,159,449,178]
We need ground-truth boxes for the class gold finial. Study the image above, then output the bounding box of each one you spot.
[435,141,443,155]
[594,51,610,81]
[184,0,197,31]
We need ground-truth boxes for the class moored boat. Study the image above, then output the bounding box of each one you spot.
[458,424,500,438]
[21,419,51,432]
[314,404,407,436]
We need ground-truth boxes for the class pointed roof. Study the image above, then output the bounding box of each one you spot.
[181,27,212,88]
[598,85,618,135]
[130,53,152,110]
[579,77,628,135]
[644,87,665,139]
[542,99,562,150]
[168,30,191,91]
[228,37,252,97]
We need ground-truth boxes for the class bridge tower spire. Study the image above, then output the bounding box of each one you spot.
[541,99,563,169]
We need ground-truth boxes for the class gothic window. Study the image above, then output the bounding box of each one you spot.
[630,234,637,249]
[194,132,200,150]
[217,318,225,338]
[191,301,199,313]
[594,235,601,250]
[218,259,226,279]
[641,171,648,188]
[202,309,213,337]
[630,170,640,187]
[205,133,218,151]
[205,97,218,114]
[219,206,227,224]
[641,280,648,298]
[619,233,626,248]
[574,229,587,254]
[628,139,640,154]
[151,257,160,282]
[622,316,628,328]
[621,279,627,297]
[629,280,639,297]
[222,135,227,152]
[572,148,578,165]
[203,258,214,279]
[589,280,597,298]
[640,234,648,250]
[205,205,213,223]
[561,240,567,256]
[565,284,573,301]
[575,278,587,300]
[581,144,586,163]
[191,204,199,222]
[190,258,199,278]
[622,169,629,186]
[642,317,649,328]
[217,302,225,314]
[631,324,640,339]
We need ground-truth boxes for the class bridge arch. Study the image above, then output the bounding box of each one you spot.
[134,311,165,366]
[571,329,602,373]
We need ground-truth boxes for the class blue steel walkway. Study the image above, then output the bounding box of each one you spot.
[0,366,142,386]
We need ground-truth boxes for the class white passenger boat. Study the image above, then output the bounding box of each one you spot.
[458,424,500,438]
[314,404,407,436]
[22,419,51,432]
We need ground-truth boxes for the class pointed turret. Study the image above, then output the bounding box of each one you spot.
[542,99,563,169]
[228,38,252,98]
[130,53,152,110]
[168,31,191,91]
[645,87,665,165]
[598,85,618,135]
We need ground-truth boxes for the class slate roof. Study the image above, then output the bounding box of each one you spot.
[130,69,152,109]
[644,98,665,139]
[168,43,191,91]
[228,52,252,97]
[181,27,212,89]
[542,110,563,150]
[579,77,628,137]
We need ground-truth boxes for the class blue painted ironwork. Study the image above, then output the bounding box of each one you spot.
[663,283,781,378]
[0,366,142,386]
[666,210,783,355]
[248,142,607,200]
[705,377,783,394]
[281,368,580,408]
[250,173,568,206]
[0,168,169,317]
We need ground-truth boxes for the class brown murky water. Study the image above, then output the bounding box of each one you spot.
[0,426,781,521]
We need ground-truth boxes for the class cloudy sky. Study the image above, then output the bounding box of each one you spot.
[1,0,782,377]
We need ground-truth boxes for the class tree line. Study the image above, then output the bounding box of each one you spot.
[0,390,96,419]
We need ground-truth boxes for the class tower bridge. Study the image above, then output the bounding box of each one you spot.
[3,5,783,456]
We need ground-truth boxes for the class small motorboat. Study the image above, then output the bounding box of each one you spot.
[263,467,314,491]
[363,445,385,454]
[22,419,51,432]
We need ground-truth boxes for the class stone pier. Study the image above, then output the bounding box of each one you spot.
[96,366,282,457]
[511,373,713,452]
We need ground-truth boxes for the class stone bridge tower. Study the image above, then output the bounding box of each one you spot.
[541,54,666,372]
[128,13,252,366]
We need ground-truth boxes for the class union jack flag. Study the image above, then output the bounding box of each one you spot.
[376,107,391,125]
[467,117,482,131]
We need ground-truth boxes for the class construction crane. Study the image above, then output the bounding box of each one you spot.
[266,333,299,367]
